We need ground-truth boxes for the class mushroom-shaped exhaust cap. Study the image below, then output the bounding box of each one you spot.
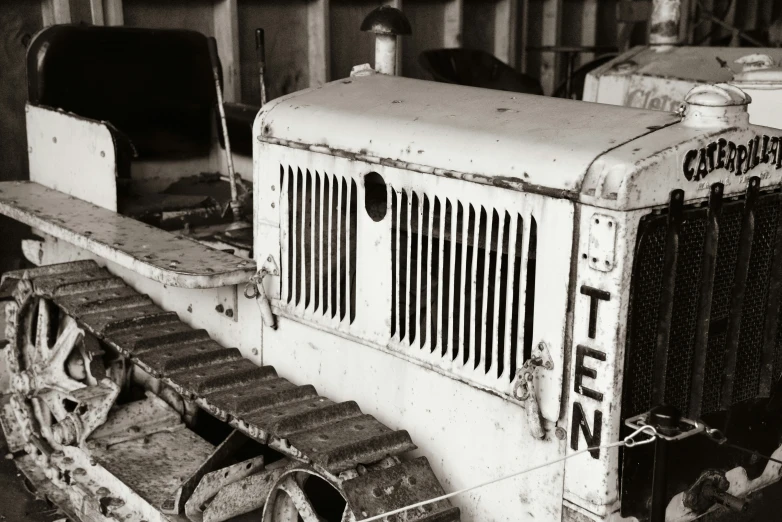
[361,6,412,36]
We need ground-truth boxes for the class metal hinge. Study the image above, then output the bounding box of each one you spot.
[511,341,554,440]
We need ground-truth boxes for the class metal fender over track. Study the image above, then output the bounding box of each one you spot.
[0,261,459,522]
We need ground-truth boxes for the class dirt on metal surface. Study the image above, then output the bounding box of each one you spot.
[1,260,457,521]
[0,432,65,522]
[0,181,256,289]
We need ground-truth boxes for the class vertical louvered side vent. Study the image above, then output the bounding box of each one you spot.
[390,189,534,382]
[281,166,357,324]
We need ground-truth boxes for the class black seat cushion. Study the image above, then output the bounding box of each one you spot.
[27,25,217,159]
[419,48,543,95]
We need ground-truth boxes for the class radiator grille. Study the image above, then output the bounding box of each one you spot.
[624,181,782,420]
[389,189,535,381]
[281,166,357,323]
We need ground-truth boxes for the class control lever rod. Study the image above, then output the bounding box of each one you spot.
[207,37,244,225]
[648,404,680,522]
[256,29,267,106]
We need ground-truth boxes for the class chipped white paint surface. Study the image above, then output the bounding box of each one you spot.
[585,46,782,129]
[255,144,572,420]
[564,206,644,518]
[734,86,782,129]
[256,74,677,195]
[262,317,566,522]
[28,234,263,366]
[27,104,118,211]
[0,182,256,289]
[587,215,616,273]
[581,124,782,210]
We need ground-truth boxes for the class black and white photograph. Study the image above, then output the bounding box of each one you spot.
[1,1,782,520]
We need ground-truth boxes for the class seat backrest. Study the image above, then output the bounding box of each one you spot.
[419,48,543,95]
[27,25,217,159]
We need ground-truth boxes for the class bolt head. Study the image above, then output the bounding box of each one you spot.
[555,427,566,440]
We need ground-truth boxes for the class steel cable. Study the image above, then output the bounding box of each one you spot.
[357,425,658,522]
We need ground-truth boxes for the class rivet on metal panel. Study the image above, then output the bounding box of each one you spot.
[555,427,566,440]
[588,214,617,272]
[215,304,224,313]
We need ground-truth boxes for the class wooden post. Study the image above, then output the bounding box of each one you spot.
[677,0,694,45]
[443,0,463,48]
[41,0,71,26]
[539,0,561,96]
[494,0,518,65]
[519,0,529,73]
[104,0,124,26]
[213,0,241,102]
[308,0,330,87]
[580,0,597,67]
[89,0,105,25]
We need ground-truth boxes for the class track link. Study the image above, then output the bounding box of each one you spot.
[1,261,459,521]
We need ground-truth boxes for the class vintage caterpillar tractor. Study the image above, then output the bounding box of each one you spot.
[3,8,782,522]
[585,46,782,128]
[584,0,782,128]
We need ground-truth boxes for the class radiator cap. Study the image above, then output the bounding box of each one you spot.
[681,83,750,129]
[732,54,782,87]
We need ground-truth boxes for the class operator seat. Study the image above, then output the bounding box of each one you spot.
[26,25,251,230]
[28,25,216,159]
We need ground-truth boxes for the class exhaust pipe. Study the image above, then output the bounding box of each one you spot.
[361,6,411,76]
[650,0,681,50]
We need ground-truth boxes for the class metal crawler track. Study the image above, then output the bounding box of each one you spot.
[1,261,460,522]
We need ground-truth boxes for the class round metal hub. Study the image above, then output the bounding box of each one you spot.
[263,467,353,522]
